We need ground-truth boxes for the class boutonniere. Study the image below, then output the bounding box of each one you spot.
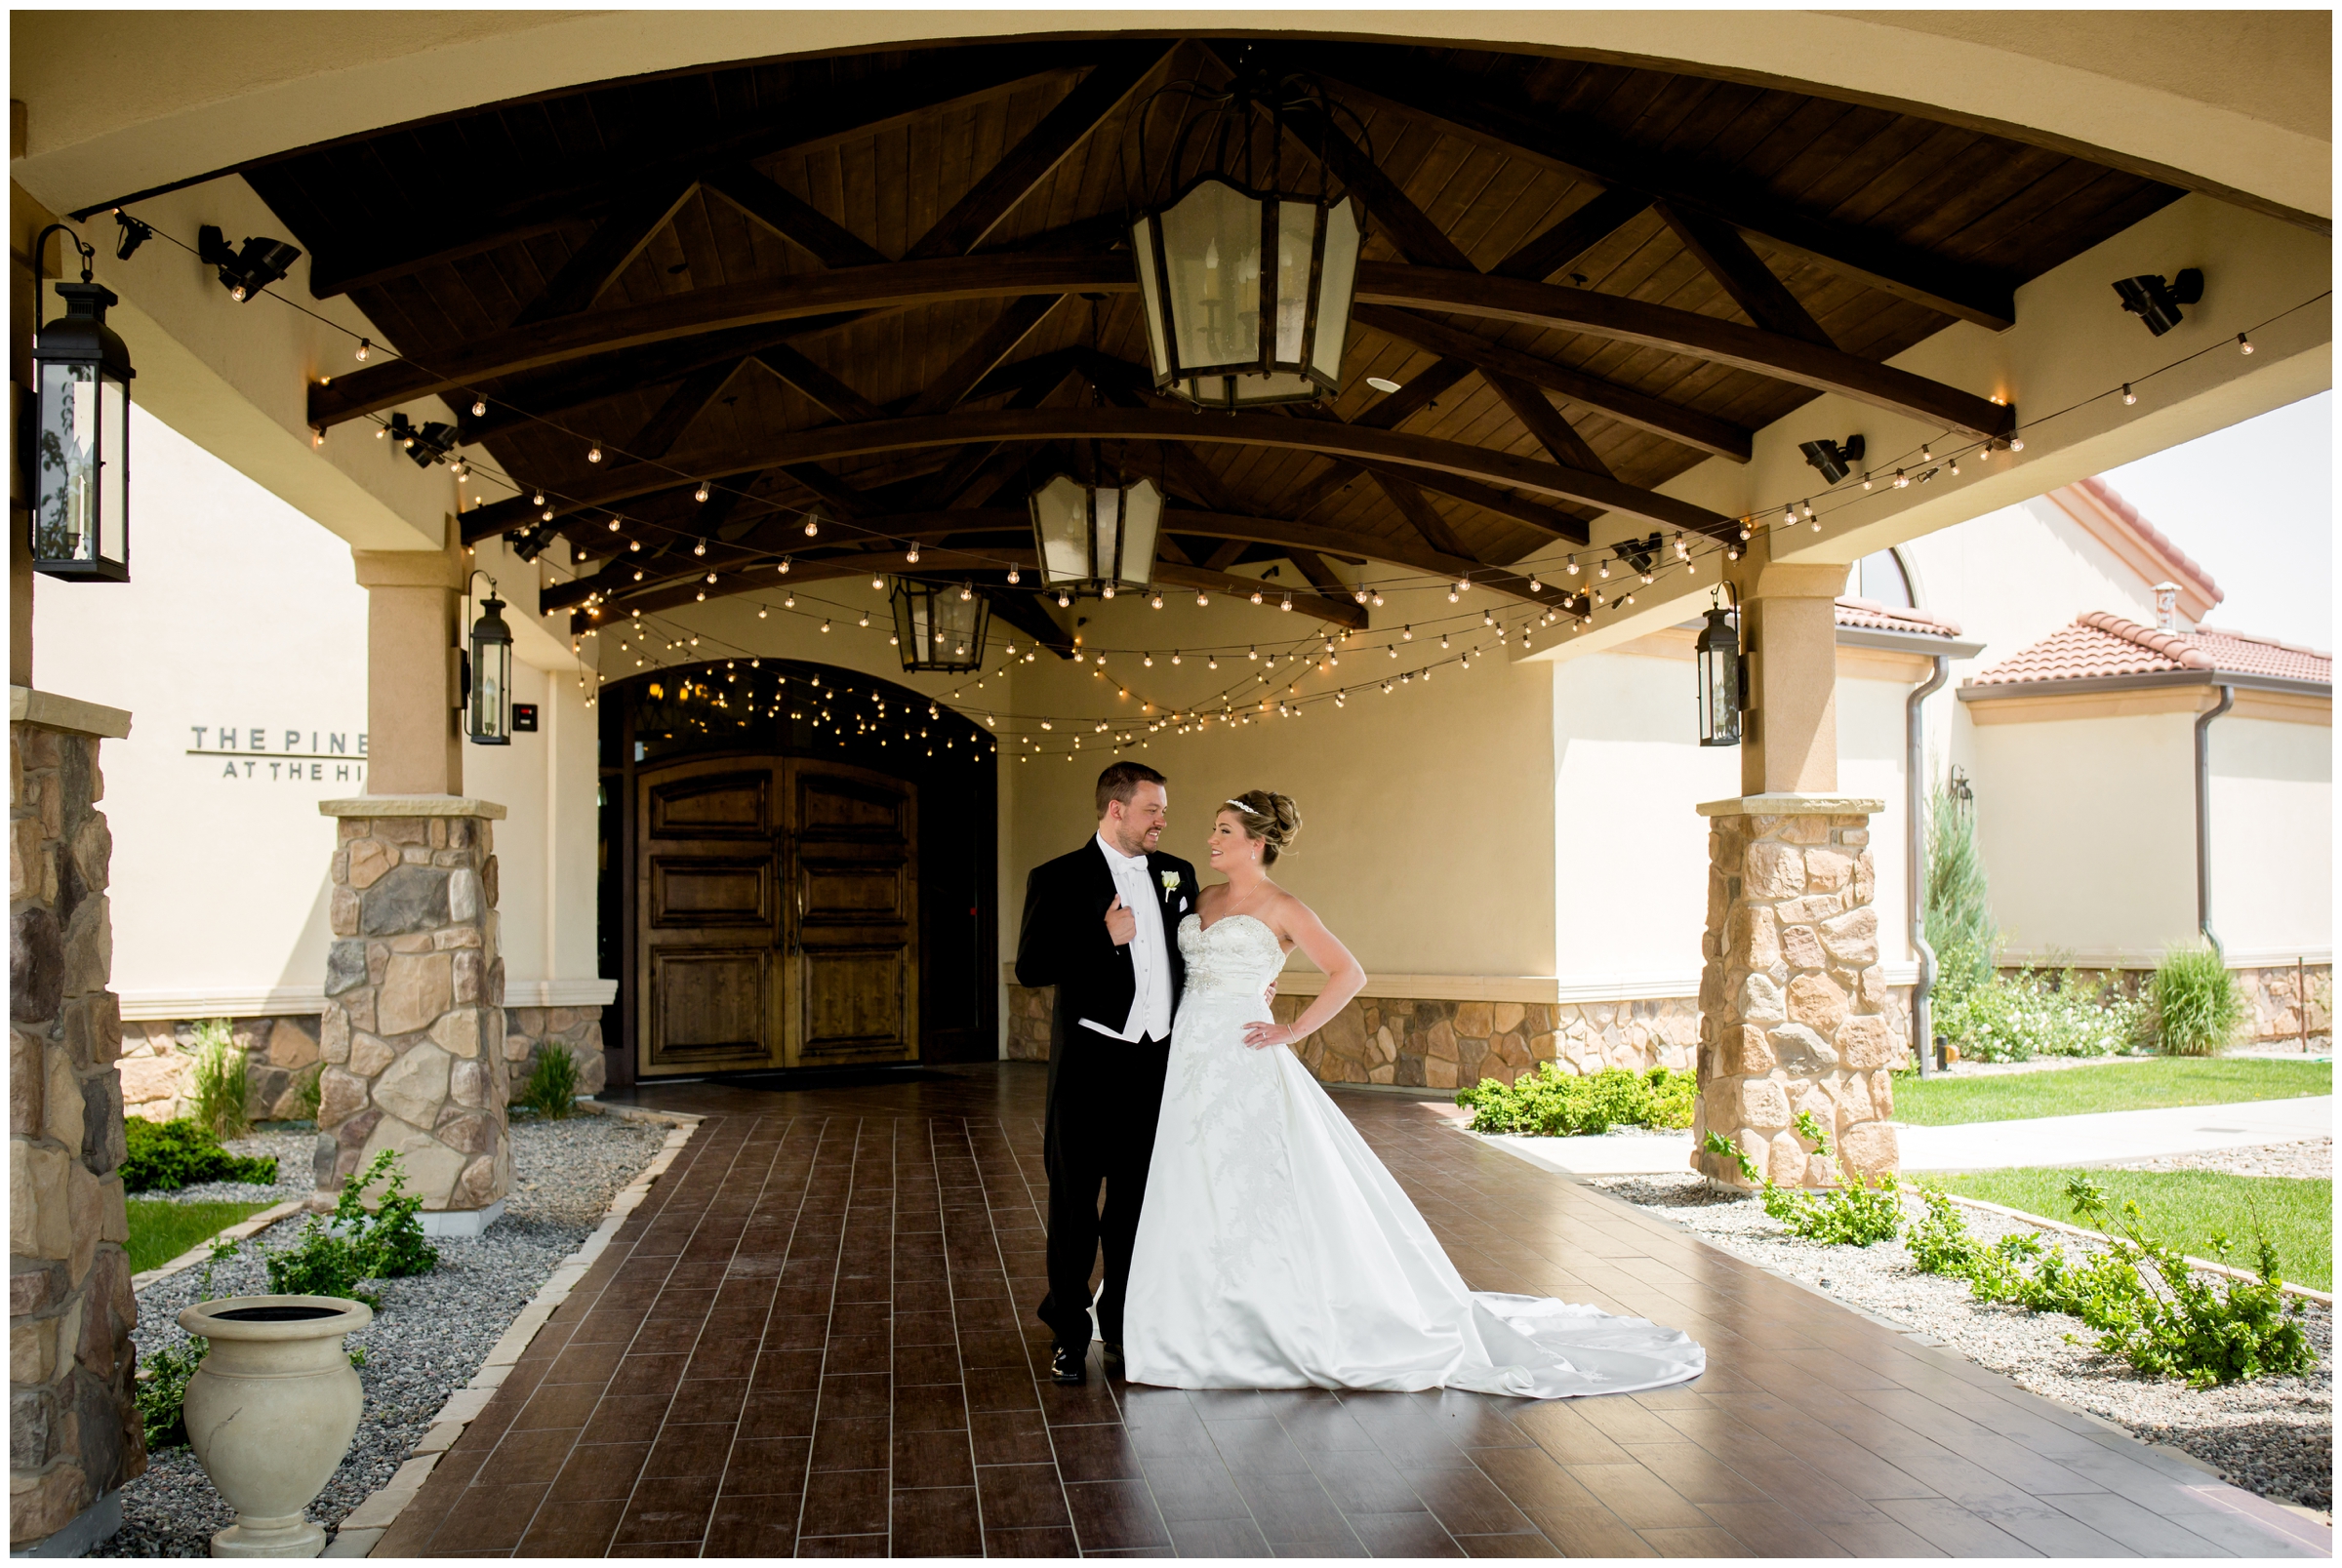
[1159,870,1180,896]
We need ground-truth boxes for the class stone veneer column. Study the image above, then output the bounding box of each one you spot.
[315,797,509,1232]
[10,690,140,1552]
[1691,794,1904,1189]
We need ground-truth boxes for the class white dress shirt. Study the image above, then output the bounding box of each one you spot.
[1081,832,1173,1042]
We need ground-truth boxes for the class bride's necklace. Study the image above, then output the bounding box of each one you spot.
[1210,877,1272,925]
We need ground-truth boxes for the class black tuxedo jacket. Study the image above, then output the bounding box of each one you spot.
[1015,838,1200,1061]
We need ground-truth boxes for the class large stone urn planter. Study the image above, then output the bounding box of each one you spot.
[176,1296,374,1557]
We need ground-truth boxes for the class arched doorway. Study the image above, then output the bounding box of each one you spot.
[596,658,997,1082]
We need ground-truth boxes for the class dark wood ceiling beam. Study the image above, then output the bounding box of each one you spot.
[627,359,744,460]
[1283,550,1343,596]
[1352,304,1753,462]
[1491,189,1653,281]
[904,295,1063,417]
[311,254,1134,427]
[509,177,700,327]
[1147,563,1367,629]
[1305,48,2019,330]
[702,163,889,268]
[752,342,888,422]
[1654,200,1835,348]
[903,44,1174,261]
[327,251,2000,438]
[303,52,1080,297]
[466,405,1676,542]
[1200,539,1247,573]
[1485,374,1612,477]
[1370,471,1474,558]
[1277,357,1475,520]
[782,462,883,519]
[1353,263,2015,438]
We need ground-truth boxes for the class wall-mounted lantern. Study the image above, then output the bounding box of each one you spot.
[1128,75,1365,409]
[1696,600,1743,747]
[466,593,514,744]
[28,226,135,583]
[891,580,989,674]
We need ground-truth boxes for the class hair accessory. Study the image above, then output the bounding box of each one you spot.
[1225,798,1263,815]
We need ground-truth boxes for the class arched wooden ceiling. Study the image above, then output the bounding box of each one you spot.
[233,36,2182,640]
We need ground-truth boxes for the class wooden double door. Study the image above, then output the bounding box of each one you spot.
[636,757,916,1075]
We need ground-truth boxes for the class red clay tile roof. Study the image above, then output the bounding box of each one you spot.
[2075,478,2225,606]
[1966,611,2331,687]
[1836,597,1965,637]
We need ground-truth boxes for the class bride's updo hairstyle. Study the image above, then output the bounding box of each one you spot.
[1221,790,1303,864]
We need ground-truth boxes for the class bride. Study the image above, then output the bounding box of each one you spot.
[1123,790,1705,1398]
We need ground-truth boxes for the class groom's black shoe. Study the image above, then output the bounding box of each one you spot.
[1050,1345,1086,1385]
[1101,1343,1126,1378]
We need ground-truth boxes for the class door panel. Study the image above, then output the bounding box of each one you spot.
[637,760,787,1073]
[785,762,917,1067]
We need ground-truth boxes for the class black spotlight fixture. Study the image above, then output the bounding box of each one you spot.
[1611,532,1662,579]
[197,223,302,302]
[1798,434,1866,485]
[2113,269,2202,336]
[506,526,549,564]
[112,212,152,262]
[384,413,457,468]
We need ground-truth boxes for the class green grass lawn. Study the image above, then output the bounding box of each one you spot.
[1890,1057,2329,1126]
[126,1199,275,1274]
[1926,1168,2333,1292]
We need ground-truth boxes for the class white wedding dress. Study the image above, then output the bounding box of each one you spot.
[1123,912,1706,1398]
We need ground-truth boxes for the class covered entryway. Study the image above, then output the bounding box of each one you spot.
[601,661,996,1081]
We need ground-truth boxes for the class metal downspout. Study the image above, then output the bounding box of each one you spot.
[1907,655,1951,1077]
[2196,683,2235,957]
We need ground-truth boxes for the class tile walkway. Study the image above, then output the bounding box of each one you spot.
[370,1065,2327,1557]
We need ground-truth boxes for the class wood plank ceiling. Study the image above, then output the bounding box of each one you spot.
[236,36,2184,637]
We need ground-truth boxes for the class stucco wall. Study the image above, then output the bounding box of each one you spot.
[2208,712,2332,960]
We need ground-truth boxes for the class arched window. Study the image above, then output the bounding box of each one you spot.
[1847,548,1916,609]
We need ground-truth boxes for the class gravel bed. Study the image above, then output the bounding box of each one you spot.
[1595,1172,2333,1512]
[105,1111,667,1556]
[2107,1137,2332,1183]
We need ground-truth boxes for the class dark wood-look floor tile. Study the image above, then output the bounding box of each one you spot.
[1523,1505,1658,1558]
[1270,1537,1368,1557]
[971,1408,1058,1467]
[977,1462,1076,1531]
[481,1425,582,1486]
[1166,1514,1274,1557]
[810,1413,891,1471]
[1560,1463,1712,1530]
[1053,1420,1146,1483]
[1401,1466,1539,1536]
[985,1525,1082,1556]
[796,1532,890,1556]
[893,1425,977,1488]
[703,1489,801,1556]
[723,1434,810,1494]
[1065,1477,1173,1551]
[424,1481,549,1553]
[1232,1469,1353,1544]
[513,1494,625,1556]
[1638,1524,1756,1557]
[1347,1509,1466,1557]
[893,1484,985,1555]
[1455,1533,1563,1556]
[613,1473,719,1546]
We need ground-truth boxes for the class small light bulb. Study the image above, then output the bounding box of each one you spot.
[960,583,973,601]
[906,545,920,564]
[804,516,820,537]
[1280,594,1293,612]
[471,399,488,418]
[778,558,789,574]
[1007,566,1022,585]
[694,539,707,555]
[608,518,621,533]
[1598,561,1611,580]
[1060,591,1073,608]
[1861,473,1873,490]
[1250,588,1264,605]
[695,482,709,503]
[310,428,325,448]
[2009,431,2025,451]
[1151,591,1163,609]
[1103,583,1115,599]
[1528,576,1542,592]
[354,338,372,362]
[1893,469,1910,489]
[2238,333,2254,355]
[587,444,602,463]
[2122,383,2137,405]
[1196,591,1210,607]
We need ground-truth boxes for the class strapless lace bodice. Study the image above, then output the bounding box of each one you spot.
[1177,913,1285,997]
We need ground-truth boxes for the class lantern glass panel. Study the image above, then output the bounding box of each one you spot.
[1272,201,1315,365]
[1310,200,1362,384]
[469,619,513,745]
[35,361,101,567]
[1031,474,1090,584]
[1117,478,1162,586]
[98,372,127,569]
[1093,485,1122,582]
[1695,609,1740,747]
[1160,180,1263,376]
[1132,222,1172,381]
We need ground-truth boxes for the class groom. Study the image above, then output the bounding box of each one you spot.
[1015,761,1198,1384]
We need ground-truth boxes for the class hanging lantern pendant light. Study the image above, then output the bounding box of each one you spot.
[1129,73,1366,410]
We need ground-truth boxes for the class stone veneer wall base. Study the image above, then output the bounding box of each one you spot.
[7,1486,122,1558]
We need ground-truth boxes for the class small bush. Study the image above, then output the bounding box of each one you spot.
[516,1045,581,1118]
[1924,773,1998,1001]
[1934,964,2142,1063]
[120,1118,277,1194]
[1457,1065,1696,1136]
[262,1149,438,1307]
[1906,1177,2314,1387]
[185,1020,251,1140]
[287,1062,323,1122]
[2141,945,2243,1057]
[137,1339,205,1450]
[1705,1113,1902,1247]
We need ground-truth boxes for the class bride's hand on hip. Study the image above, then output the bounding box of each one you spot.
[1240,1020,1297,1051]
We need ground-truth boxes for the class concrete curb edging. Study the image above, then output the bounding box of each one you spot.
[318,1107,705,1558]
[1939,1191,2335,1305]
[128,1198,308,1291]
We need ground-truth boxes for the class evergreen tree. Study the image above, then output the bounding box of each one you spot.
[1924,769,1998,999]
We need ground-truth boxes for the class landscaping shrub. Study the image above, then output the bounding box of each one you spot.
[1457,1064,1695,1136]
[120,1117,277,1194]
[1932,963,2143,1063]
[1906,1177,2314,1387]
[185,1019,251,1140]
[287,1061,323,1122]
[516,1043,581,1118]
[136,1339,206,1450]
[2140,945,2243,1056]
[1703,1114,1902,1246]
[262,1149,437,1307]
[1923,773,1998,1001]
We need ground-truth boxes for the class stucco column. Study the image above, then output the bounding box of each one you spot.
[313,797,510,1232]
[1740,562,1847,796]
[9,689,141,1552]
[352,547,464,798]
